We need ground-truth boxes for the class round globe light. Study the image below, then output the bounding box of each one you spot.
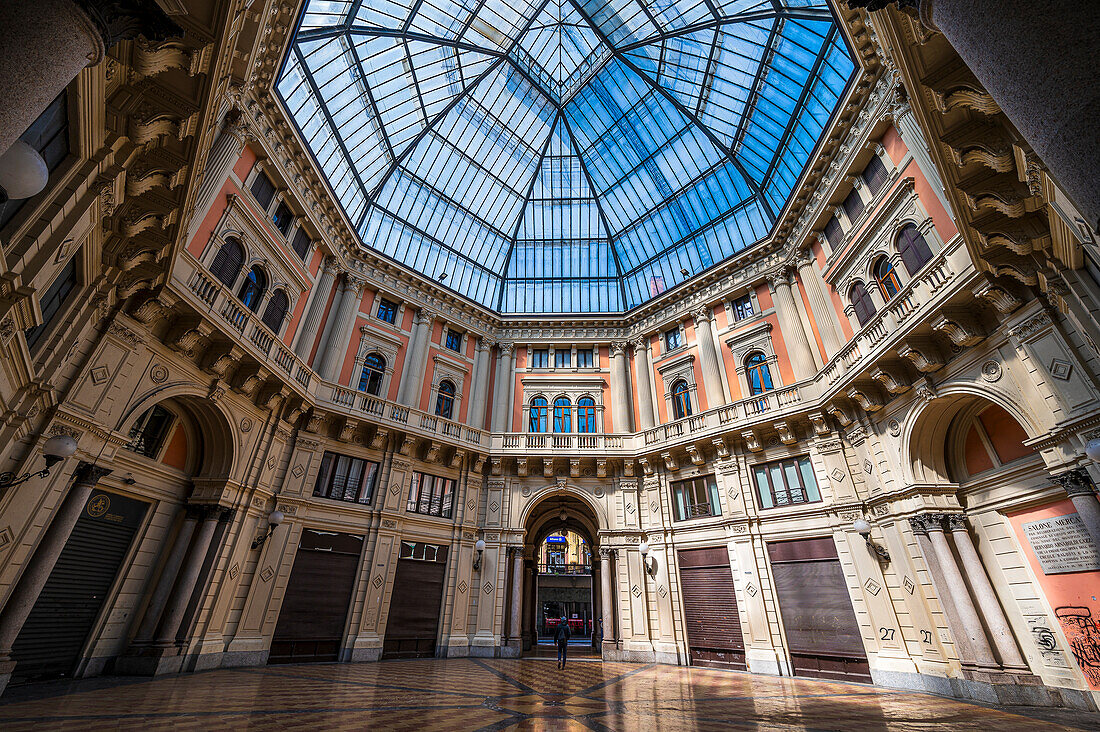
[475,539,486,552]
[1085,438,1100,463]
[638,541,649,557]
[0,141,49,200]
[853,518,872,536]
[42,434,78,460]
[268,509,285,527]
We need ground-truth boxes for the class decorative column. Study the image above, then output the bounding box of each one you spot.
[946,515,1028,670]
[599,548,616,649]
[396,309,436,406]
[767,269,817,380]
[1053,468,1100,549]
[507,547,523,648]
[130,508,200,645]
[291,257,337,359]
[466,336,493,430]
[794,250,845,359]
[911,514,998,669]
[691,307,729,407]
[631,337,656,430]
[188,111,248,236]
[0,1,180,157]
[316,273,366,382]
[610,341,634,433]
[887,96,953,214]
[491,342,514,432]
[0,462,111,672]
[861,0,1100,234]
[153,507,225,647]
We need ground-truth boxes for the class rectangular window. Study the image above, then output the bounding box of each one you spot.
[313,451,380,504]
[823,216,843,249]
[862,154,889,195]
[664,327,682,351]
[249,170,276,209]
[752,456,822,510]
[290,227,311,259]
[530,348,548,368]
[125,405,175,459]
[842,188,864,222]
[445,329,462,352]
[25,256,78,349]
[0,91,70,232]
[671,475,722,521]
[732,295,754,321]
[406,472,455,518]
[576,348,593,368]
[272,201,294,234]
[376,297,397,324]
[554,349,570,368]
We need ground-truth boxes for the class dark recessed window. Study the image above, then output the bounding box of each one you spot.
[445,329,462,352]
[290,227,311,259]
[0,91,70,232]
[862,154,889,195]
[554,349,571,368]
[849,282,876,327]
[732,295,754,321]
[576,348,593,368]
[753,455,822,509]
[25,256,78,349]
[314,451,379,504]
[261,289,289,332]
[530,348,548,368]
[664,327,682,351]
[671,474,721,521]
[249,171,276,209]
[126,405,175,459]
[237,266,267,312]
[272,201,294,234]
[359,352,386,395]
[874,256,901,300]
[376,297,397,324]
[896,224,934,276]
[406,472,455,518]
[823,216,843,249]
[210,238,244,287]
[435,379,455,419]
[842,188,864,222]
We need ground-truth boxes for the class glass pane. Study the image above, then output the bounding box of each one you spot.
[798,457,821,503]
[753,466,773,509]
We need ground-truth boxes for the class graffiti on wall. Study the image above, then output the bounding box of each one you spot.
[1055,606,1100,686]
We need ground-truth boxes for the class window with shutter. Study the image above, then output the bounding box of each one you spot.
[261,289,289,332]
[291,228,311,259]
[249,171,276,209]
[210,238,244,287]
[842,188,864,221]
[823,216,843,249]
[848,282,876,326]
[861,154,889,195]
[896,224,933,275]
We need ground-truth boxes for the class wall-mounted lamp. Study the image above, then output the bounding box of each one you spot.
[0,141,50,203]
[473,538,486,571]
[853,519,890,562]
[639,540,657,575]
[1085,438,1100,463]
[0,434,78,491]
[251,509,285,549]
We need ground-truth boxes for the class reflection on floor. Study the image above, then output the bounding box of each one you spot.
[1,658,1098,730]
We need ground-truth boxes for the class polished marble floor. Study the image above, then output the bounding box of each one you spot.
[1,658,1097,730]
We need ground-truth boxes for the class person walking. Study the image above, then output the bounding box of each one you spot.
[555,617,571,669]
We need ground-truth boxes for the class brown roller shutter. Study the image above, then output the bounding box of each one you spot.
[11,490,147,683]
[768,538,870,682]
[269,530,363,664]
[383,543,448,659]
[677,547,746,670]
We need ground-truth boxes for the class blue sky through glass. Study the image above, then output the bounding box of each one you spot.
[278,0,855,313]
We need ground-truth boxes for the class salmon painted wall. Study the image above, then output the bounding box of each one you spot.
[512,347,527,433]
[600,346,613,433]
[1007,498,1100,690]
[160,424,188,471]
[307,279,339,366]
[813,238,854,341]
[795,271,827,363]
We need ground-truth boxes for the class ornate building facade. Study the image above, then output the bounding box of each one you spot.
[0,0,1099,713]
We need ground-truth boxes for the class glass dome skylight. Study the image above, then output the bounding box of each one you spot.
[277,0,855,313]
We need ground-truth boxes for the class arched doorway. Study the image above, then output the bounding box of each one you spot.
[520,493,604,659]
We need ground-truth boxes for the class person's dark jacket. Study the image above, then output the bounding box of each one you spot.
[554,620,571,644]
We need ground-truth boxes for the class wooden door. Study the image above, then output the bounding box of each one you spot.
[677,547,746,669]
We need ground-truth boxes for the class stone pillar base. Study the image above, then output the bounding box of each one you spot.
[499,641,522,658]
[114,645,185,677]
[0,658,15,697]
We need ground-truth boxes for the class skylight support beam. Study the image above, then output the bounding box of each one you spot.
[613,7,833,54]
[348,45,396,162]
[731,18,781,160]
[340,27,505,57]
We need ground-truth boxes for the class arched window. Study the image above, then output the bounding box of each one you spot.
[873,256,901,300]
[849,282,876,326]
[209,238,244,287]
[896,224,933,276]
[553,397,572,433]
[671,380,692,420]
[745,352,774,396]
[955,403,1032,480]
[237,265,267,312]
[529,397,548,433]
[261,289,289,332]
[435,380,455,419]
[359,353,386,395]
[577,397,597,434]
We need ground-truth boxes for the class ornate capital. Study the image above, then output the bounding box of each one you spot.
[73,0,183,48]
[610,341,629,356]
[944,514,970,533]
[73,461,112,486]
[1054,467,1097,498]
[691,307,712,325]
[498,341,514,356]
[909,513,946,535]
[630,337,649,353]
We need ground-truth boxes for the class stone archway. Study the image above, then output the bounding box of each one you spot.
[517,492,604,658]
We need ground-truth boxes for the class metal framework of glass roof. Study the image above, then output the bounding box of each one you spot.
[277,0,856,313]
